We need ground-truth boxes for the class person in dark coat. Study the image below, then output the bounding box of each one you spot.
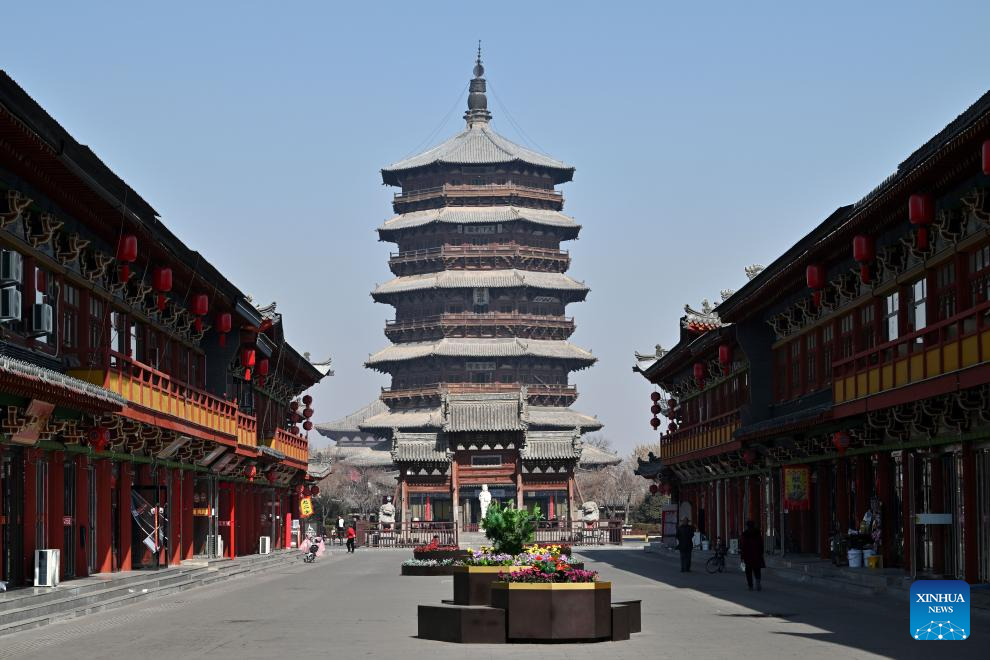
[740,520,766,591]
[675,517,696,572]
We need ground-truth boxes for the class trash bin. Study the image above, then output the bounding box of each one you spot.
[847,549,863,568]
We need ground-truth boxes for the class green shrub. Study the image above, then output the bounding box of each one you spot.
[482,502,538,555]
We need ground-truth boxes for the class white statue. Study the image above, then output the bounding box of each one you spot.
[379,496,396,527]
[478,484,492,521]
[581,501,600,523]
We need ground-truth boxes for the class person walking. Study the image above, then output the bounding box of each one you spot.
[346,524,356,553]
[740,520,766,591]
[676,517,696,572]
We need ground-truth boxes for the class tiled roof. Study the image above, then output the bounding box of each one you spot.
[521,430,581,460]
[316,399,388,434]
[381,124,574,183]
[444,392,526,432]
[378,206,579,233]
[359,407,444,430]
[371,269,588,299]
[329,446,395,468]
[307,459,333,479]
[579,445,622,467]
[366,338,595,368]
[527,406,603,431]
[0,354,126,412]
[391,431,450,463]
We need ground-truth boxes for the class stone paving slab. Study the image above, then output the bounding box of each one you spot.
[0,547,987,659]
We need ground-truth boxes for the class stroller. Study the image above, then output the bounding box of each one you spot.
[302,536,325,563]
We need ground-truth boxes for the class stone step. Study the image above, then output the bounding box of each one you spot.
[0,552,300,638]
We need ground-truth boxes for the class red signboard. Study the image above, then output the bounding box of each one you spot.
[783,465,811,511]
[63,516,73,526]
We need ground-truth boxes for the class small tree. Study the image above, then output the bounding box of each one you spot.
[481,502,539,555]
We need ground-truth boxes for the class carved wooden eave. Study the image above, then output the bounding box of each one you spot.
[81,250,114,284]
[27,212,63,250]
[55,232,90,265]
[125,281,154,309]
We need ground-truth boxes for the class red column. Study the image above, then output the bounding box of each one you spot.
[901,451,912,574]
[95,460,112,573]
[931,457,945,575]
[119,464,133,571]
[229,484,237,558]
[854,456,869,525]
[170,469,183,567]
[183,471,194,559]
[818,465,830,559]
[836,458,849,535]
[75,456,89,577]
[22,450,37,585]
[876,452,893,568]
[962,443,978,582]
[48,452,65,579]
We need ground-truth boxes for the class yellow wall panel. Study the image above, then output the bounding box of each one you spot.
[856,373,867,398]
[925,349,941,378]
[962,336,979,368]
[834,380,845,403]
[943,342,959,373]
[909,354,924,382]
[868,368,880,394]
[982,330,990,362]
[895,360,909,386]
[881,365,893,390]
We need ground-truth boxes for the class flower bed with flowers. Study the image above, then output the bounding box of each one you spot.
[494,547,597,583]
[401,557,458,576]
[413,538,467,561]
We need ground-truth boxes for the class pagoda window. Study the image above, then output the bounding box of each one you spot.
[790,340,801,394]
[88,297,106,362]
[33,268,55,345]
[860,302,877,352]
[774,345,787,402]
[805,332,817,389]
[968,243,990,307]
[822,323,834,382]
[883,292,900,343]
[177,346,188,383]
[162,339,173,376]
[129,319,145,364]
[62,282,79,350]
[907,277,927,344]
[499,374,514,384]
[109,311,124,358]
[839,313,855,359]
[934,260,957,334]
[471,455,501,467]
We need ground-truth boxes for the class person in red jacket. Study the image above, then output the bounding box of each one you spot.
[346,525,356,553]
[740,520,766,591]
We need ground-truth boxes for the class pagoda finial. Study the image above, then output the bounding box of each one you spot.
[465,41,492,128]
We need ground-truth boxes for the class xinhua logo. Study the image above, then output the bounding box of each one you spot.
[910,580,970,640]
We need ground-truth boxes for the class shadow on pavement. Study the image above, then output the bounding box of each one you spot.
[578,548,987,660]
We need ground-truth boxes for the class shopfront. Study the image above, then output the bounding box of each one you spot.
[193,475,220,557]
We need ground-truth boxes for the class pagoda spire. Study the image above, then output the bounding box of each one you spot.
[464,41,492,128]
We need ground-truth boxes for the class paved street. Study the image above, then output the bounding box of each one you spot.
[2,547,986,659]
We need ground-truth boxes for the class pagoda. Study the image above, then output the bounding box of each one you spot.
[358,50,601,531]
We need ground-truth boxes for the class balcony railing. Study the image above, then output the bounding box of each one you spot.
[393,183,562,206]
[236,411,258,449]
[265,427,308,463]
[389,243,569,265]
[380,382,577,403]
[70,352,238,439]
[385,312,575,338]
[659,409,741,460]
[832,300,990,405]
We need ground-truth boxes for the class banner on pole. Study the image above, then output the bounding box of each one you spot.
[783,465,811,511]
[299,497,313,518]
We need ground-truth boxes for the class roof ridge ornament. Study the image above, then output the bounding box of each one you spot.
[464,40,492,128]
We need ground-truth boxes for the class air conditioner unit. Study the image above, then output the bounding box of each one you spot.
[259,536,271,555]
[0,287,21,321]
[34,549,60,587]
[207,534,224,558]
[32,303,53,335]
[0,250,23,284]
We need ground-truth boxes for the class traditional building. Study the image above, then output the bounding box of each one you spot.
[636,89,990,584]
[0,71,326,588]
[352,53,601,531]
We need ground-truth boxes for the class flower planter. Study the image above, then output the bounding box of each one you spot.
[490,582,612,641]
[413,549,469,561]
[453,565,529,605]
[402,564,456,576]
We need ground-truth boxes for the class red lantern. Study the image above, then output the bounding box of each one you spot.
[191,294,209,333]
[806,264,825,307]
[295,484,304,495]
[303,420,313,432]
[667,398,676,410]
[291,425,301,435]
[303,407,314,419]
[742,449,756,465]
[310,485,320,496]
[216,312,232,347]
[257,357,270,386]
[290,401,300,412]
[89,427,109,452]
[693,362,706,386]
[908,194,934,250]
[241,348,256,380]
[290,411,302,424]
[246,465,257,482]
[152,267,172,311]
[302,394,313,406]
[649,484,659,495]
[650,417,661,430]
[267,471,277,484]
[650,391,661,402]
[983,140,990,176]
[116,234,138,281]
[668,422,677,433]
[852,235,875,284]
[718,343,732,374]
[832,431,850,455]
[651,404,661,415]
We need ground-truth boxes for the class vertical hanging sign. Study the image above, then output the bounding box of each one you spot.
[783,465,811,511]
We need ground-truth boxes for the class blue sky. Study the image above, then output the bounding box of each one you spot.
[4,2,990,453]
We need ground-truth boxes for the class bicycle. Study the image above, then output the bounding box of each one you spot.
[705,545,727,574]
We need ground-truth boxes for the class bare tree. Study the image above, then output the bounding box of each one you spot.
[319,465,395,517]
[575,438,658,523]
